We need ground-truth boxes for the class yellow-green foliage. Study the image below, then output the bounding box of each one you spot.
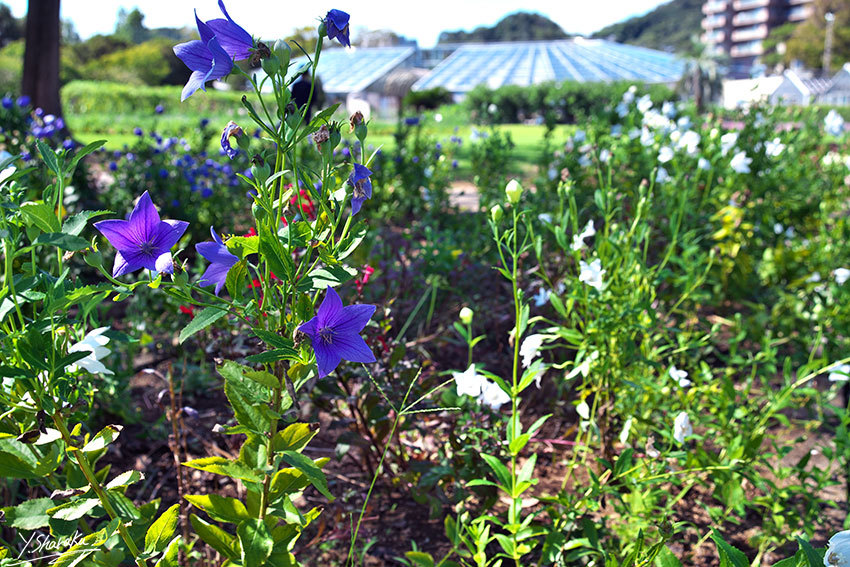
[82,39,172,86]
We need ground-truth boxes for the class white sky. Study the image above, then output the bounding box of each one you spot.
[4,1,668,47]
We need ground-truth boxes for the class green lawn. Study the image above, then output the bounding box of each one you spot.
[69,106,573,180]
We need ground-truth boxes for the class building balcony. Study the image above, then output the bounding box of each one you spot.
[703,0,728,14]
[733,0,770,10]
[731,41,765,57]
[702,15,727,28]
[731,24,768,41]
[702,30,727,44]
[787,4,813,21]
[732,8,769,26]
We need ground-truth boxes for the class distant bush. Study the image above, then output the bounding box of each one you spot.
[466,80,676,124]
[0,40,22,94]
[80,39,188,86]
[62,80,249,115]
[403,87,453,110]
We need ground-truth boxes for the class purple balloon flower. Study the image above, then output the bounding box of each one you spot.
[195,227,238,295]
[173,14,234,101]
[324,9,351,47]
[205,0,253,61]
[349,163,373,215]
[220,121,243,159]
[298,286,375,378]
[94,191,189,277]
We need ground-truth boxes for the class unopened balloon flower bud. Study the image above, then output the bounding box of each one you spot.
[261,55,280,76]
[505,179,522,204]
[490,204,503,223]
[273,39,291,68]
[84,248,103,269]
[459,307,474,325]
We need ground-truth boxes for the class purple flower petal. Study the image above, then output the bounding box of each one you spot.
[151,220,189,253]
[313,340,342,378]
[181,70,209,102]
[330,332,376,364]
[207,0,252,61]
[316,286,343,327]
[94,219,138,253]
[299,316,318,338]
[128,191,162,243]
[199,262,232,295]
[330,304,376,335]
[195,10,215,44]
[173,40,214,73]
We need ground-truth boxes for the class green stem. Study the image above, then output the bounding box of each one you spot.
[52,414,148,567]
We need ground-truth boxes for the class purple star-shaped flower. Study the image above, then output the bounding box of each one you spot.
[173,13,234,101]
[324,9,351,48]
[205,0,253,61]
[94,191,189,277]
[195,226,238,295]
[349,163,373,215]
[299,286,375,378]
[220,121,243,159]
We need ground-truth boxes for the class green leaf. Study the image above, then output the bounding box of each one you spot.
[51,529,110,567]
[106,470,144,490]
[481,454,511,490]
[0,450,37,478]
[796,537,823,567]
[185,494,250,524]
[34,232,90,250]
[81,424,123,453]
[237,519,274,567]
[68,140,107,172]
[2,497,54,530]
[178,307,228,344]
[226,259,248,300]
[258,223,293,281]
[48,497,100,521]
[21,201,60,233]
[37,139,61,176]
[244,370,279,389]
[62,210,110,236]
[225,374,271,434]
[145,503,180,554]
[253,329,295,350]
[308,264,357,289]
[225,235,259,258]
[182,457,262,483]
[655,545,683,567]
[154,536,180,567]
[281,451,334,501]
[272,423,318,453]
[308,103,341,128]
[711,530,749,567]
[245,348,298,363]
[191,514,239,559]
[405,551,435,567]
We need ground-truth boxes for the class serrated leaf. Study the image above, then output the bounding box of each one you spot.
[245,348,298,363]
[253,329,295,350]
[33,232,90,250]
[281,451,333,501]
[711,530,749,567]
[21,202,60,233]
[37,139,61,176]
[272,423,317,453]
[62,210,110,236]
[178,307,227,344]
[308,264,357,289]
[47,498,100,521]
[154,536,180,567]
[2,497,54,530]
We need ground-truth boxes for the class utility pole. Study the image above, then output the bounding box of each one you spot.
[824,11,835,74]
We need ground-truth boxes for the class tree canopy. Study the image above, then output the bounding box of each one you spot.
[438,12,569,44]
[591,0,702,54]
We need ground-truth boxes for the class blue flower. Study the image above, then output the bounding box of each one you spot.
[1,97,11,109]
[195,227,238,295]
[16,95,30,108]
[298,286,375,378]
[404,116,420,126]
[173,13,233,101]
[134,127,143,136]
[204,0,253,61]
[324,9,351,47]
[94,191,189,277]
[349,163,373,215]
[155,104,164,114]
[220,121,243,159]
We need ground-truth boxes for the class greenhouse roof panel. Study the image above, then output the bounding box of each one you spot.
[413,39,684,92]
[285,46,416,94]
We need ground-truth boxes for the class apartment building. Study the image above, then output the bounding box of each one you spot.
[702,0,815,77]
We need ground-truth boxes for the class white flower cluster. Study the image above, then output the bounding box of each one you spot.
[453,365,510,410]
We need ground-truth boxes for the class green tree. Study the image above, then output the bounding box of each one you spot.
[0,3,23,48]
[785,0,850,72]
[438,12,568,43]
[678,37,726,112]
[115,7,149,44]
